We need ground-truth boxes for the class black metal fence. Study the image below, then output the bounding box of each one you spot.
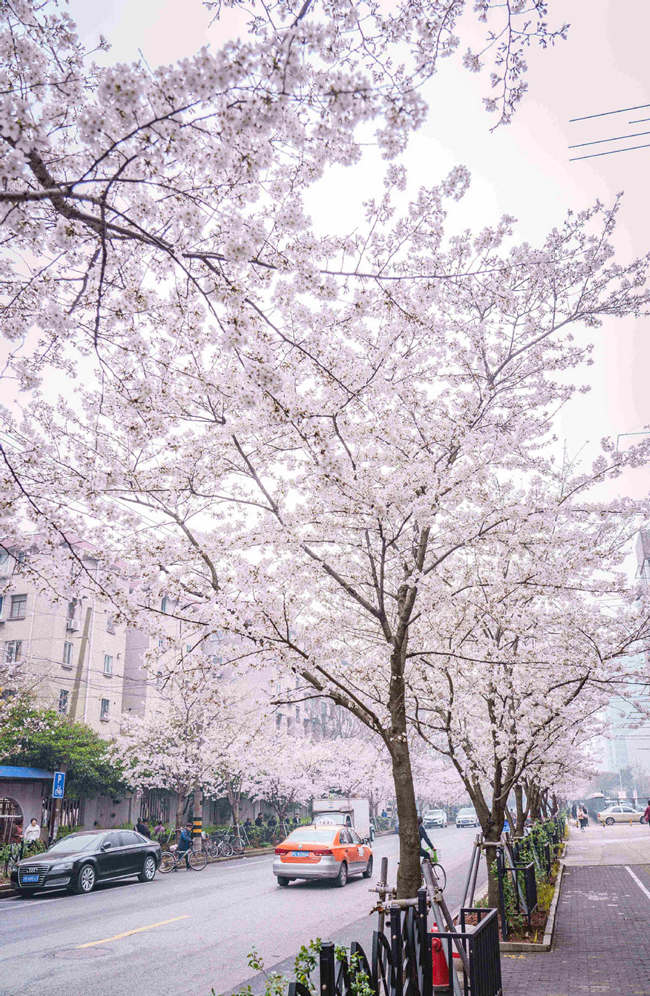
[284,888,502,996]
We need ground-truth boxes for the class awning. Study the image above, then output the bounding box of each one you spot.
[0,765,53,780]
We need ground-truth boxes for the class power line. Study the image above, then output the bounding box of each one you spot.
[570,141,650,163]
[570,102,650,123]
[630,117,650,124]
[569,129,650,150]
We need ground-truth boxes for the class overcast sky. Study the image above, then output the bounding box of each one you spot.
[68,0,650,498]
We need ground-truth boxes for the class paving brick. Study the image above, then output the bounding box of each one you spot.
[501,829,650,996]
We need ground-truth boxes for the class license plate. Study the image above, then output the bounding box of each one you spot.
[290,850,309,857]
[21,874,39,883]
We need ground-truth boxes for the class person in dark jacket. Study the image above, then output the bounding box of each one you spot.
[418,815,435,859]
[135,817,150,837]
[643,799,650,827]
[178,822,193,868]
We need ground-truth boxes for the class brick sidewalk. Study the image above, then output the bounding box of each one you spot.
[501,826,650,996]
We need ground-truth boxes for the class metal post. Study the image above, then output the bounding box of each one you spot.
[390,904,404,996]
[461,837,479,908]
[378,856,389,934]
[417,888,432,996]
[422,861,466,995]
[496,848,508,941]
[319,942,336,996]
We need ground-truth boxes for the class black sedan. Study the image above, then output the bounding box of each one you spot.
[11,829,162,897]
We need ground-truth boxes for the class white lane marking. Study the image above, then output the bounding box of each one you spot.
[0,896,70,911]
[625,865,650,902]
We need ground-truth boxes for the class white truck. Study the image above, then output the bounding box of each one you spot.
[312,797,371,842]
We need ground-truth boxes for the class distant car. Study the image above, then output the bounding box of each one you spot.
[11,829,162,897]
[273,823,373,888]
[597,805,645,826]
[455,807,479,828]
[423,809,448,829]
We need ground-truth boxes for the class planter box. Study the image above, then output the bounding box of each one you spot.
[499,863,565,953]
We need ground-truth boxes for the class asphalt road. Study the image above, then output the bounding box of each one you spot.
[0,827,484,996]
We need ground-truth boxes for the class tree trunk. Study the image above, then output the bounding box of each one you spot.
[175,791,185,830]
[391,735,420,898]
[514,784,525,836]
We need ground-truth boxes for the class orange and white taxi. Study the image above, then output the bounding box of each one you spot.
[273,824,373,887]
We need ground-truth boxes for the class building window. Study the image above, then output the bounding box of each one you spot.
[161,596,168,613]
[9,595,27,620]
[58,689,69,714]
[275,713,282,730]
[4,640,22,663]
[62,642,73,668]
[106,614,115,634]
[100,698,110,721]
[103,654,113,676]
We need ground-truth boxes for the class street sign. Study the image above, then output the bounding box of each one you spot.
[52,771,66,799]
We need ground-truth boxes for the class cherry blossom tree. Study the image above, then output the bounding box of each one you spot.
[115,667,267,828]
[3,1,650,902]
[248,734,328,826]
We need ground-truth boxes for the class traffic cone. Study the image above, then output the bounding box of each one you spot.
[431,936,449,987]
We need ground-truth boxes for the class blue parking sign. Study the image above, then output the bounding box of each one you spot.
[52,771,66,799]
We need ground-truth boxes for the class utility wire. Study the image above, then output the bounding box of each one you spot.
[570,102,650,123]
[569,129,650,150]
[570,141,650,163]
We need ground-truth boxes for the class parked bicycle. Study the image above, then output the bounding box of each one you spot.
[205,833,233,858]
[158,845,207,873]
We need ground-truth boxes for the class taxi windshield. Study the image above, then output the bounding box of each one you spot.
[285,828,336,843]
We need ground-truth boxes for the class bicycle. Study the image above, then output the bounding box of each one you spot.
[228,825,250,853]
[205,833,233,858]
[158,845,207,873]
[422,846,447,891]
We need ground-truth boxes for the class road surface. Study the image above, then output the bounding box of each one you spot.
[0,827,483,996]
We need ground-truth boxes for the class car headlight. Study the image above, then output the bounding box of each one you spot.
[50,863,74,874]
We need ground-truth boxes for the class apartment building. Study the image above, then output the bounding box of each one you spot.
[0,542,171,738]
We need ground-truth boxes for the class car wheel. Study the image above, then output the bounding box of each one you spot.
[641,817,645,824]
[277,876,291,887]
[139,855,157,882]
[362,855,373,879]
[74,863,96,894]
[335,862,348,888]
[605,817,615,826]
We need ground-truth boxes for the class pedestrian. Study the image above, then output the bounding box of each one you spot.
[135,816,150,837]
[153,821,164,840]
[643,799,650,827]
[178,822,193,868]
[255,814,264,828]
[577,805,588,831]
[23,817,41,848]
[10,820,24,859]
[244,817,252,830]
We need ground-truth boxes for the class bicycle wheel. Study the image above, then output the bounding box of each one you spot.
[158,851,176,874]
[219,839,233,857]
[188,850,207,870]
[432,862,447,891]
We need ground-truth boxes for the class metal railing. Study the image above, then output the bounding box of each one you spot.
[283,883,502,996]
